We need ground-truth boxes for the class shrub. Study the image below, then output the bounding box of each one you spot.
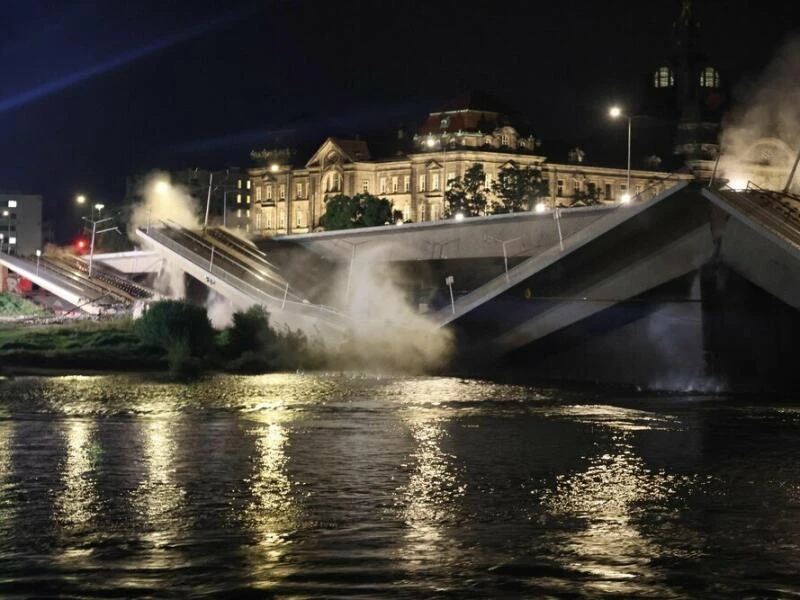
[135,300,215,358]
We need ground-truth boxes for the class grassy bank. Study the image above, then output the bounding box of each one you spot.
[0,318,166,372]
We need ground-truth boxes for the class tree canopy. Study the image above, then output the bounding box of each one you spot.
[444,163,488,218]
[319,193,402,230]
[491,162,549,213]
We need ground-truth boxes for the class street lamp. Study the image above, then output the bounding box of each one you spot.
[0,233,4,253]
[35,249,41,275]
[82,216,118,277]
[609,105,634,203]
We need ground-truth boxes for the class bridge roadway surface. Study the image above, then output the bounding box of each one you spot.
[0,251,155,315]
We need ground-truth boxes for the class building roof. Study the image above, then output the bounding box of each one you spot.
[418,90,535,137]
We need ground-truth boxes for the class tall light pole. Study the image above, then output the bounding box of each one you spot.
[609,106,633,203]
[35,249,41,275]
[0,233,4,253]
[82,216,117,277]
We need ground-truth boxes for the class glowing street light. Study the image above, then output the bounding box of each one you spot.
[609,105,635,203]
[155,180,170,194]
[270,163,280,173]
[76,194,86,205]
[454,212,465,222]
[35,249,41,275]
[445,275,455,314]
[534,202,547,213]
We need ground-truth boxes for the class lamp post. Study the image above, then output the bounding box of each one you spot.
[445,275,455,314]
[82,216,117,277]
[609,106,636,203]
[35,249,41,275]
[427,125,450,219]
[2,210,9,243]
[0,233,4,253]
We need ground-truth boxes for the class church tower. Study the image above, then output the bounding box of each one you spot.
[644,0,727,170]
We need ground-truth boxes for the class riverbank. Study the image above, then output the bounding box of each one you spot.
[0,318,167,373]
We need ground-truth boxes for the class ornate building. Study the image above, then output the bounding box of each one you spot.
[248,92,682,236]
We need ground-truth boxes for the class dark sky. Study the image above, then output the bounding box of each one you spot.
[0,0,796,240]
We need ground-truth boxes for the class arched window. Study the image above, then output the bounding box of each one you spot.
[653,66,674,88]
[699,67,719,88]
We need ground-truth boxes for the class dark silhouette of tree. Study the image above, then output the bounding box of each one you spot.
[319,193,402,230]
[444,163,488,217]
[491,161,549,213]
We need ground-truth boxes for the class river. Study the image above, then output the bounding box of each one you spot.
[0,373,798,598]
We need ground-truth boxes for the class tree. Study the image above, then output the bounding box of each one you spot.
[561,182,602,208]
[319,193,402,230]
[444,163,488,217]
[135,300,215,357]
[491,162,549,213]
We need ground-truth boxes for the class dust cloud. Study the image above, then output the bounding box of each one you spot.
[328,243,453,373]
[719,36,800,191]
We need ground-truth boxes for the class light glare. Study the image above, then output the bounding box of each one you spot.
[620,193,632,204]
[609,106,623,118]
[535,202,547,213]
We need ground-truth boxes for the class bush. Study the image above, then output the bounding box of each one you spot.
[135,300,215,358]
[222,305,324,373]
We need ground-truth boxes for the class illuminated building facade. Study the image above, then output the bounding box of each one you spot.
[248,93,681,236]
[0,193,42,257]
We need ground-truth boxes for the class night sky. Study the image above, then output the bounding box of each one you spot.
[0,0,796,241]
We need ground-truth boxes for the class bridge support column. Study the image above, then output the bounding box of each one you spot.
[0,265,7,292]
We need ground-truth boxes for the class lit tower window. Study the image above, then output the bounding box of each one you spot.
[699,67,720,88]
[653,66,674,88]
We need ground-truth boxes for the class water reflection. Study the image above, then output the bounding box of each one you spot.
[541,406,700,596]
[0,421,14,535]
[56,419,99,530]
[134,416,185,541]
[398,394,466,581]
[243,411,298,588]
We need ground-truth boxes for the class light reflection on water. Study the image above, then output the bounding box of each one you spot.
[0,374,798,597]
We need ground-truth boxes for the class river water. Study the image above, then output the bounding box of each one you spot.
[0,373,798,598]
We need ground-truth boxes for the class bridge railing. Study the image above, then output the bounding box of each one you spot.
[433,178,691,324]
[140,225,348,326]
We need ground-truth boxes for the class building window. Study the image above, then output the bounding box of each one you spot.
[419,202,426,220]
[297,211,303,227]
[403,175,410,192]
[619,183,628,196]
[501,134,509,146]
[363,179,370,193]
[266,185,273,200]
[266,212,273,228]
[573,180,581,194]
[391,176,398,193]
[246,209,250,218]
[700,66,720,88]
[431,204,440,220]
[380,177,387,194]
[418,174,426,192]
[605,183,612,200]
[279,212,286,228]
[7,200,16,208]
[246,195,250,204]
[432,173,440,191]
[256,186,262,202]
[237,193,242,204]
[485,173,492,190]
[653,66,674,88]
[296,182,304,198]
[246,180,251,190]
[237,209,242,218]
[237,179,242,189]
[556,179,564,196]
[256,211,262,229]
[279,184,286,200]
